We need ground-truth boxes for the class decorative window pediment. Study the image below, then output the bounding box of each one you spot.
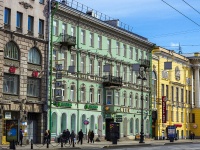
[162,70,168,79]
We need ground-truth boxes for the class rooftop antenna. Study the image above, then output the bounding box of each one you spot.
[178,43,182,54]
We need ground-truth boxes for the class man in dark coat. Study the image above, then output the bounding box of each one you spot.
[19,129,23,146]
[90,130,94,143]
[70,130,75,146]
[66,129,70,144]
[78,129,83,145]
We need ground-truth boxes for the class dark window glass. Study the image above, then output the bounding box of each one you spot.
[38,19,44,34]
[4,41,19,60]
[16,12,23,28]
[28,16,34,32]
[27,78,40,97]
[3,74,19,95]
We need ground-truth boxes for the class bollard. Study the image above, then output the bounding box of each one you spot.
[61,138,63,148]
[31,139,33,149]
[47,139,49,148]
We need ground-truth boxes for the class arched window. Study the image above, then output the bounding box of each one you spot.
[70,85,75,101]
[28,47,41,65]
[130,118,133,134]
[89,88,94,103]
[135,93,139,108]
[4,41,19,60]
[129,93,133,107]
[123,91,127,106]
[80,85,85,102]
[135,118,139,134]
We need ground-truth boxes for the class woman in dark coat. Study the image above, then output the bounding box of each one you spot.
[90,130,94,143]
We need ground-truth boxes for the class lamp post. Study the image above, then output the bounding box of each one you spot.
[132,59,149,144]
[137,67,147,143]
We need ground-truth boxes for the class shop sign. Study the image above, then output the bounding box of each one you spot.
[83,120,89,125]
[6,120,18,142]
[84,104,98,110]
[5,112,11,119]
[32,71,38,78]
[105,114,111,119]
[193,124,198,129]
[53,101,72,108]
[116,115,122,122]
[162,96,166,123]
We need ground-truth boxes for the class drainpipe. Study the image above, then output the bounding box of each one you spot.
[49,0,58,133]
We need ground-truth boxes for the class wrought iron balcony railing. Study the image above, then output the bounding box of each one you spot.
[139,59,150,68]
[56,33,76,47]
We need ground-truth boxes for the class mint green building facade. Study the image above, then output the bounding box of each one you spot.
[49,0,154,140]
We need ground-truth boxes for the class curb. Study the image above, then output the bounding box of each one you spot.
[103,144,151,149]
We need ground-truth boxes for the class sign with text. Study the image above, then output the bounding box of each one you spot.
[162,96,166,123]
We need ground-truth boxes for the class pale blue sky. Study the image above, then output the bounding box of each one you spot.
[70,0,200,54]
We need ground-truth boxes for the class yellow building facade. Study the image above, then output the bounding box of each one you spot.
[152,47,193,139]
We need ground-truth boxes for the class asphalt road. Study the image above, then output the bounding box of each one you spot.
[102,143,200,150]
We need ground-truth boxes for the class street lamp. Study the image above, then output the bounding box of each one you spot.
[132,59,149,144]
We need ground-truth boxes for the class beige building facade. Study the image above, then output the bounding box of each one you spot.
[0,0,48,144]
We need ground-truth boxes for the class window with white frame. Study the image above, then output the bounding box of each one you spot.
[116,42,120,55]
[81,30,86,44]
[116,65,120,77]
[106,90,112,105]
[130,118,133,133]
[98,36,102,49]
[129,94,133,107]
[71,54,75,66]
[27,77,40,97]
[80,86,85,102]
[28,47,41,65]
[98,89,101,104]
[98,61,102,76]
[135,118,139,133]
[71,26,76,36]
[53,20,58,35]
[70,85,75,101]
[107,39,111,53]
[4,41,19,60]
[80,56,85,73]
[89,59,94,75]
[129,67,133,83]
[123,92,127,106]
[89,33,94,47]
[90,88,94,103]
[115,91,120,105]
[3,74,19,95]
[135,48,138,61]
[123,66,127,81]
[135,93,139,108]
[62,24,66,34]
[129,47,133,59]
[123,44,126,57]
[141,50,144,59]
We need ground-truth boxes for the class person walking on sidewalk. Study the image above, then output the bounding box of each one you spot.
[87,130,91,143]
[19,129,23,146]
[66,129,70,144]
[78,129,83,145]
[90,130,94,143]
[192,133,195,140]
[190,132,193,140]
[48,130,51,144]
[43,130,49,145]
[70,130,75,146]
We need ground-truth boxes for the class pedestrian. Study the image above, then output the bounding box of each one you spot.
[192,133,195,140]
[70,130,75,146]
[43,130,49,145]
[87,130,91,143]
[66,129,70,144]
[19,129,23,146]
[62,130,67,143]
[78,129,83,144]
[90,130,94,143]
[190,132,193,140]
[48,130,51,144]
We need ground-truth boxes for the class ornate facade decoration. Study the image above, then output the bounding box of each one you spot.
[175,66,180,81]
[19,1,33,9]
[162,70,168,79]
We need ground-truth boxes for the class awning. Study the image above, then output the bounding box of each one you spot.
[174,124,182,127]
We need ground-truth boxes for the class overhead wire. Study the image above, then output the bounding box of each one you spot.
[182,0,200,15]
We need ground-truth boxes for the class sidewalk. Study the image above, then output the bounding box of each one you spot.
[0,139,199,150]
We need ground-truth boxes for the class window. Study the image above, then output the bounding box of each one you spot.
[189,91,191,104]
[98,36,102,49]
[39,19,44,35]
[39,0,44,4]
[62,24,66,34]
[186,90,188,104]
[4,41,19,60]
[192,113,195,123]
[123,67,127,81]
[89,33,94,47]
[106,90,112,105]
[171,86,174,101]
[141,51,144,59]
[16,12,23,29]
[129,47,133,59]
[129,67,133,82]
[171,111,174,121]
[135,118,139,133]
[123,44,126,57]
[89,88,94,103]
[107,39,111,53]
[53,20,58,36]
[135,49,138,61]
[3,74,19,95]
[70,54,75,66]
[181,112,183,122]
[28,16,34,33]
[181,89,184,103]
[71,26,76,36]
[116,42,120,55]
[129,94,133,107]
[161,84,164,96]
[80,87,85,102]
[145,96,149,109]
[130,118,133,134]
[166,85,168,99]
[176,87,179,102]
[89,59,94,75]
[98,89,101,104]
[4,8,11,25]
[115,91,119,105]
[28,47,41,65]
[116,65,120,77]
[176,111,178,122]
[70,86,75,101]
[27,78,40,97]
[98,61,102,76]
[123,92,127,106]
[80,56,85,73]
[81,30,86,44]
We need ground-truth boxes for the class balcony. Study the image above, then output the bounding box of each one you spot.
[139,59,150,68]
[56,33,76,48]
[103,75,122,87]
